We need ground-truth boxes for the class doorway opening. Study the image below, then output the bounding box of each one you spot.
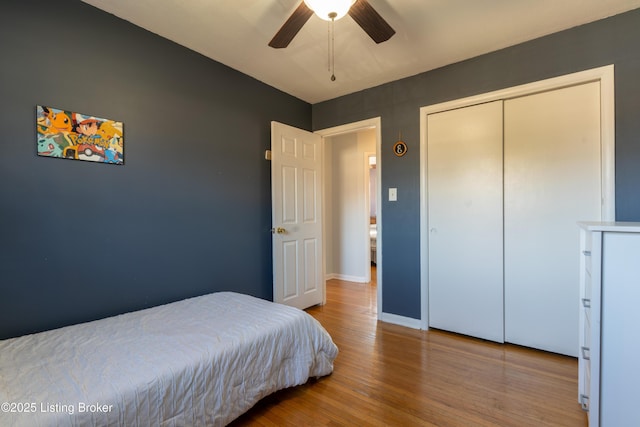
[316,117,382,318]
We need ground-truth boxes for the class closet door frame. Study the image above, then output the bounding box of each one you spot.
[418,64,615,330]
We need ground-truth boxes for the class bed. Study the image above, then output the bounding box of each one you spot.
[0,292,338,426]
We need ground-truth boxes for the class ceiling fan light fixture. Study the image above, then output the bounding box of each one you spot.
[303,0,356,21]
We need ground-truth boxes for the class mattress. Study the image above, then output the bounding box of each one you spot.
[0,292,338,426]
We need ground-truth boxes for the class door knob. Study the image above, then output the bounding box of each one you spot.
[272,227,286,234]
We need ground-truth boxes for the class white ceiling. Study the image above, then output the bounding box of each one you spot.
[81,0,640,104]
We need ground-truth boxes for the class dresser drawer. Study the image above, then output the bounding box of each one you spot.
[583,268,592,303]
[582,232,593,275]
[584,230,592,251]
[583,307,591,349]
[583,250,593,275]
[582,363,591,410]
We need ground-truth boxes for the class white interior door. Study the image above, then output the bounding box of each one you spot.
[271,121,324,309]
[427,101,505,343]
[504,82,602,356]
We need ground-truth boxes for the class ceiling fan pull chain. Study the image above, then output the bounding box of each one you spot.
[330,16,336,81]
[327,20,331,72]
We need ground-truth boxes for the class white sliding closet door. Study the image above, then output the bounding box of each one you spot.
[427,101,504,343]
[504,82,602,356]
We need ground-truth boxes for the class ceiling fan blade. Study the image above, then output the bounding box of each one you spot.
[269,2,314,48]
[348,0,395,44]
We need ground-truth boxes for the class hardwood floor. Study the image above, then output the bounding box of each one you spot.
[231,270,587,426]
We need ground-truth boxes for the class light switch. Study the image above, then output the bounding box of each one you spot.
[389,188,397,201]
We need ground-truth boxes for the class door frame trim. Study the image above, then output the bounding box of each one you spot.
[418,64,615,330]
[315,117,382,318]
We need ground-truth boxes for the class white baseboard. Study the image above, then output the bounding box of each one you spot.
[325,273,368,283]
[379,312,423,330]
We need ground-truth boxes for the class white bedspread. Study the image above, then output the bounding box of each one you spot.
[0,292,338,426]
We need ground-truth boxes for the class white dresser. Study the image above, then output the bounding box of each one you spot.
[578,222,640,426]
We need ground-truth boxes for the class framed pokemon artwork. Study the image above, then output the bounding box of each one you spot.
[36,105,124,165]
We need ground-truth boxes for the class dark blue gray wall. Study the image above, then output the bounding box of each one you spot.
[3,1,639,339]
[313,9,640,320]
[0,0,310,339]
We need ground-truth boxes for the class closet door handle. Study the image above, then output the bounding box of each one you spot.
[582,250,591,256]
[582,298,591,308]
[581,346,590,360]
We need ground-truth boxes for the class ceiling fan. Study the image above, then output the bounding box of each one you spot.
[269,0,395,49]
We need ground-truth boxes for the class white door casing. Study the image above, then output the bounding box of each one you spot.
[271,121,324,309]
[424,84,603,352]
[419,65,614,349]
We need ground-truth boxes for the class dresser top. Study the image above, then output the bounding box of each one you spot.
[578,221,640,232]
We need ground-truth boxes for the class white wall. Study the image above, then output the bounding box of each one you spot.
[324,140,334,276]
[325,129,376,282]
